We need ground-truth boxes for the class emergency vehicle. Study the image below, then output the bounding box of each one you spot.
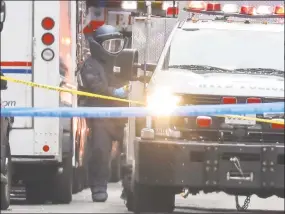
[0,1,89,203]
[82,1,179,47]
[120,1,285,213]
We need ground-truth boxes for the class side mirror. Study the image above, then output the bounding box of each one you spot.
[115,49,139,81]
[0,1,6,33]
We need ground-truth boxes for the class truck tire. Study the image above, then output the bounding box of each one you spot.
[51,155,73,204]
[26,182,50,204]
[127,182,175,213]
[109,153,121,183]
[1,146,11,210]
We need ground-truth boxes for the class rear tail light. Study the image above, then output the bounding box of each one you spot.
[196,116,212,128]
[222,97,237,104]
[206,3,221,11]
[41,17,55,30]
[42,33,54,46]
[247,97,262,104]
[41,48,55,62]
[274,5,284,15]
[167,7,179,16]
[43,145,50,152]
[271,119,284,129]
[240,5,256,15]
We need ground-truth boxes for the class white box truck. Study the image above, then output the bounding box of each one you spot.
[1,0,89,203]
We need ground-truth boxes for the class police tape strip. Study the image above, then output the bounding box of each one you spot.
[1,102,284,124]
[3,108,283,125]
[1,76,284,125]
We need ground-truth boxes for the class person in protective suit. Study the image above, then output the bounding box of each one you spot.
[79,25,129,202]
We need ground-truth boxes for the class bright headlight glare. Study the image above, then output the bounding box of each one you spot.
[122,1,137,10]
[147,89,181,115]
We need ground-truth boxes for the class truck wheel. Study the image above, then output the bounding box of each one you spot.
[25,182,50,204]
[1,148,11,210]
[109,153,121,183]
[51,156,73,204]
[128,182,175,213]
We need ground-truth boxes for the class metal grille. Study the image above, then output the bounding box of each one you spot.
[132,17,178,63]
[169,94,284,143]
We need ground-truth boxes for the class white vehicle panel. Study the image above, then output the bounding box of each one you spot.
[150,71,284,98]
[9,129,34,156]
[1,74,32,128]
[0,1,33,60]
[1,0,33,128]
[33,1,60,157]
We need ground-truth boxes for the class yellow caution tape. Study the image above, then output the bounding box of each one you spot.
[1,76,144,105]
[1,76,283,125]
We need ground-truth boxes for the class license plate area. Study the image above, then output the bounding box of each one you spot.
[204,145,261,188]
[225,114,256,125]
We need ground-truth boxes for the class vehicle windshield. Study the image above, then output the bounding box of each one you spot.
[162,27,284,72]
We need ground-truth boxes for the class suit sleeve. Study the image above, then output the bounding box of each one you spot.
[81,60,115,96]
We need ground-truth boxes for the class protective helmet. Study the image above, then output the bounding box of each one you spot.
[87,25,128,63]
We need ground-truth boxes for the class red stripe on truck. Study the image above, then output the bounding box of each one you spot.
[0,61,32,67]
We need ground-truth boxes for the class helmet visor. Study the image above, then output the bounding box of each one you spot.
[101,38,125,54]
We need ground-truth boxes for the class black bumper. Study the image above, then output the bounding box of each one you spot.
[134,139,284,190]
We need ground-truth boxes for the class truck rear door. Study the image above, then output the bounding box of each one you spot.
[1,1,33,129]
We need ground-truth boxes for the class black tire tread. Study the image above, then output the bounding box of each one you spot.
[51,156,73,204]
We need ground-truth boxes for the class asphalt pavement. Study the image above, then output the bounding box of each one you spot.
[3,183,284,213]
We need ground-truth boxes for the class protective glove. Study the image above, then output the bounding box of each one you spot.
[113,86,129,98]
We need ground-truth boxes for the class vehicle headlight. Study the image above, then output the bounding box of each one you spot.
[146,88,181,115]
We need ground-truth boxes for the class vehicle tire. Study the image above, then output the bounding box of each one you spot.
[51,155,73,204]
[109,153,121,183]
[25,182,50,204]
[1,146,11,210]
[127,182,175,213]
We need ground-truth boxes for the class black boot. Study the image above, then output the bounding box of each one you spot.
[91,186,108,202]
